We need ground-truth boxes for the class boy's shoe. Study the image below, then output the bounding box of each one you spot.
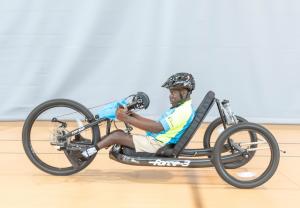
[81,146,98,158]
[65,142,98,168]
[64,150,86,168]
[72,134,91,144]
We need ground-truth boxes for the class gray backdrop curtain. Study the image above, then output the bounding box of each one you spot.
[0,0,299,123]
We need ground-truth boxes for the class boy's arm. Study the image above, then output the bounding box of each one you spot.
[117,109,164,133]
[127,111,154,123]
[124,116,164,133]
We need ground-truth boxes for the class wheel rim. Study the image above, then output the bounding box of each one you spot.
[23,103,96,174]
[214,124,280,188]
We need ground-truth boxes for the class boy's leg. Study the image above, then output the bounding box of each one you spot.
[132,135,164,153]
[81,130,134,158]
[96,130,135,150]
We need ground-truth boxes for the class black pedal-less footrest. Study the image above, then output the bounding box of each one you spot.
[155,144,175,157]
[121,146,156,157]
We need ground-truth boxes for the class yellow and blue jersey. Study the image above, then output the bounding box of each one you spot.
[146,100,195,144]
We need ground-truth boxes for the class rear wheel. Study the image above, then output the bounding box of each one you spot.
[212,123,280,189]
[22,99,100,176]
[203,116,257,169]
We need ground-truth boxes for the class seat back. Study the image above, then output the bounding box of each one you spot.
[122,91,216,158]
[166,91,215,157]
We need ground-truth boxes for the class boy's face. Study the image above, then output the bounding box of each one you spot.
[169,88,188,107]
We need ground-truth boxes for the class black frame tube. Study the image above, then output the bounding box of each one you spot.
[59,118,107,140]
[109,145,244,168]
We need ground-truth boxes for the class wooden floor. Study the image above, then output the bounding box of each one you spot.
[0,122,299,208]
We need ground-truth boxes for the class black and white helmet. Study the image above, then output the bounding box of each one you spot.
[162,72,195,92]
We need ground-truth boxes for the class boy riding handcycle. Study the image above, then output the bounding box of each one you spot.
[22,73,281,189]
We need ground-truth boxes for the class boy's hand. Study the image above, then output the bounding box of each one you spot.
[127,110,136,117]
[116,106,129,121]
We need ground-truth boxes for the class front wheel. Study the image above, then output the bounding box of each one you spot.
[22,99,100,176]
[212,123,280,189]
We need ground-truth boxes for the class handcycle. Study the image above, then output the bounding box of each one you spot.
[22,91,281,189]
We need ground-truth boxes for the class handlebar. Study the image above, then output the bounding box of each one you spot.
[97,92,150,120]
[126,92,150,111]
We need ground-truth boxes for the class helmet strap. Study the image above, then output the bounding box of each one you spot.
[171,88,191,108]
[178,90,189,105]
[179,91,184,100]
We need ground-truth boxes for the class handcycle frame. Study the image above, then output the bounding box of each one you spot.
[58,91,248,168]
[22,90,280,188]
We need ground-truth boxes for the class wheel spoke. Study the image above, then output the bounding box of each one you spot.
[212,122,280,188]
[22,99,99,175]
